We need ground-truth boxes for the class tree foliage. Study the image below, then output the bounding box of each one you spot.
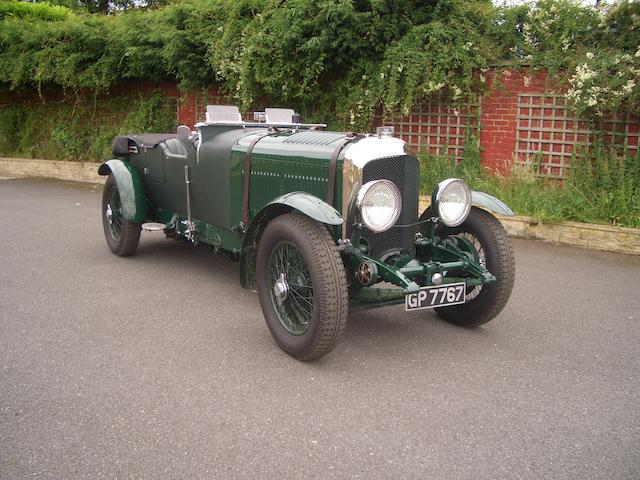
[18,0,169,15]
[0,0,75,21]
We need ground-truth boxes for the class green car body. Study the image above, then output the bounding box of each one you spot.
[99,107,515,360]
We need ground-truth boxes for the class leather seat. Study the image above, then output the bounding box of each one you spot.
[163,137,191,157]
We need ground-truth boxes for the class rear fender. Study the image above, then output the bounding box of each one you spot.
[98,160,148,223]
[239,192,343,289]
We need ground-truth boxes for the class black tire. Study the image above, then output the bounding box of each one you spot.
[101,174,141,257]
[256,213,348,360]
[421,207,515,327]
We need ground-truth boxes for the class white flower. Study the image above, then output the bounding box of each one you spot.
[586,52,594,59]
[397,64,404,73]
[380,72,385,79]
[622,80,636,94]
[571,63,597,85]
[362,74,367,80]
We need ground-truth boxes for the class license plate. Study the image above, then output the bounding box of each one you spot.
[405,282,466,311]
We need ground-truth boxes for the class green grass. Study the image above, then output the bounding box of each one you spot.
[419,143,640,229]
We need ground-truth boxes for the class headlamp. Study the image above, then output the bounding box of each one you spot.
[431,178,471,227]
[356,180,402,233]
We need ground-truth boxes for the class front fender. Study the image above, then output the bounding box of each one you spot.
[239,192,343,289]
[471,190,515,216]
[267,192,343,226]
[98,160,148,222]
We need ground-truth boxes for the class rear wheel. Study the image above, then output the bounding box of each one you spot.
[421,207,515,327]
[102,174,141,256]
[256,213,348,360]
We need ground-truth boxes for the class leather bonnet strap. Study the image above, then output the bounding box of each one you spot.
[242,131,276,226]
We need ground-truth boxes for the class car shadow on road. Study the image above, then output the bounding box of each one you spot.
[126,233,499,364]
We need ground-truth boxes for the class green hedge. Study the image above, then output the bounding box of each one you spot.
[0,1,75,21]
[1,0,638,125]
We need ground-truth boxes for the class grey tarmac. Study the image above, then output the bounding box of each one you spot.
[1,178,639,480]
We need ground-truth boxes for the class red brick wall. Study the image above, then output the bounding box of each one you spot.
[3,71,638,177]
[479,69,549,173]
[384,68,639,176]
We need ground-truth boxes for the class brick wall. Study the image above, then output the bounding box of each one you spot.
[384,68,639,177]
[479,69,549,173]
[3,70,638,177]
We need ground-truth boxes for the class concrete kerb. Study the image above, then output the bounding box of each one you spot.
[0,157,106,184]
[1,157,638,255]
[421,197,639,256]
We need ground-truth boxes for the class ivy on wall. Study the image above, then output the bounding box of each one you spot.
[0,93,176,161]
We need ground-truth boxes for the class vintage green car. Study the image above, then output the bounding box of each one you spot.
[99,106,515,360]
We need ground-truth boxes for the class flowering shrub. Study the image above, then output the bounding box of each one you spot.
[566,51,638,116]
[515,0,640,117]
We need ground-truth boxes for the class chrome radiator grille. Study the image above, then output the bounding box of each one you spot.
[361,155,419,258]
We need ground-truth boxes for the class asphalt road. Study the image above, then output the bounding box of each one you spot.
[1,177,639,480]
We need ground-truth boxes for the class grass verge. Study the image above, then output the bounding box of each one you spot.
[420,143,640,229]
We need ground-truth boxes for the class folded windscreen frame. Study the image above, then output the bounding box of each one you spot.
[264,108,296,124]
[206,105,243,124]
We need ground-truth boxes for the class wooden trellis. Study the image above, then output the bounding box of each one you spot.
[515,93,639,179]
[194,92,237,122]
[389,97,481,163]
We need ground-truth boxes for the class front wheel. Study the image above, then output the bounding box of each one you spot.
[421,207,515,327]
[101,174,141,256]
[256,213,348,360]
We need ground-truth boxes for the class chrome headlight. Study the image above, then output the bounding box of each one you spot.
[432,178,471,227]
[356,180,402,233]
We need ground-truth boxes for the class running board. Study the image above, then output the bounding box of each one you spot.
[141,222,167,232]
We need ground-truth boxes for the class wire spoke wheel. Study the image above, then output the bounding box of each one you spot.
[452,232,486,301]
[268,241,314,335]
[106,187,124,241]
[101,174,141,257]
[419,207,515,327]
[256,213,348,361]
